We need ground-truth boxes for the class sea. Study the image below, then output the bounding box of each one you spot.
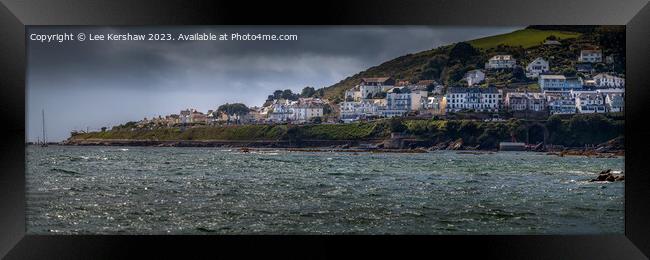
[26,145,624,234]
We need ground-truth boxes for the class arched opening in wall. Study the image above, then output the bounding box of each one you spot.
[527,124,547,145]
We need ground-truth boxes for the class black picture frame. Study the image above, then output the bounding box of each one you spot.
[1,0,649,258]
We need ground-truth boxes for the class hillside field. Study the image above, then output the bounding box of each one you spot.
[468,29,581,49]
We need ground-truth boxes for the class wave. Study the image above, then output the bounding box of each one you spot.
[50,168,82,175]
[195,227,219,233]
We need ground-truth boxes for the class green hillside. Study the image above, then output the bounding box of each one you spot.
[321,27,606,100]
[468,29,581,49]
[322,47,450,100]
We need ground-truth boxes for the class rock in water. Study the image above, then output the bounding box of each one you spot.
[590,169,624,182]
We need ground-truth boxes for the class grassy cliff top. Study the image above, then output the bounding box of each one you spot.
[468,29,581,49]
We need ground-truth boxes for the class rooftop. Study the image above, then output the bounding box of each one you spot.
[581,49,602,53]
[416,80,438,86]
[447,86,498,94]
[490,55,513,61]
[361,77,392,83]
[539,75,566,80]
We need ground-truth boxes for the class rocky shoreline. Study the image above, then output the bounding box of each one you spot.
[59,137,624,157]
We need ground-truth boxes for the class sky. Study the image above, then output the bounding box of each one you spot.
[27,26,521,142]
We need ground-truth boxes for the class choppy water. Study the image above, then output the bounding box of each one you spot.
[26,146,624,234]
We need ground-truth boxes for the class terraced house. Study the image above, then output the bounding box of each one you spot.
[445,87,502,112]
[547,95,577,115]
[339,100,381,122]
[383,87,412,117]
[505,92,547,112]
[575,92,606,114]
[593,73,625,88]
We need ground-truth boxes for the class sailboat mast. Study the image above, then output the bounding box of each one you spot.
[42,109,46,144]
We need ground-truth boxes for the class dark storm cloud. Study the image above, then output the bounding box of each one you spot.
[27,26,521,141]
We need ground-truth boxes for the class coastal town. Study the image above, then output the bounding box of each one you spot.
[126,47,624,130]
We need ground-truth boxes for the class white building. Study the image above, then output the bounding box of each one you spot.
[525,57,549,78]
[267,101,295,122]
[485,55,516,69]
[339,101,381,122]
[292,104,324,122]
[405,85,429,111]
[360,77,395,88]
[463,69,486,86]
[547,95,577,115]
[180,109,191,124]
[593,73,625,88]
[424,95,447,115]
[578,49,603,63]
[595,88,625,113]
[177,108,206,124]
[267,99,324,123]
[445,87,502,112]
[344,86,361,101]
[538,75,583,93]
[575,92,606,113]
[344,77,396,101]
[383,87,411,117]
[604,93,624,112]
[505,92,547,112]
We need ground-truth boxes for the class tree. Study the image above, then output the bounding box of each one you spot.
[561,67,577,77]
[420,54,447,80]
[448,42,479,65]
[594,63,607,73]
[218,103,250,115]
[389,117,407,133]
[315,88,325,98]
[101,127,107,132]
[281,89,298,100]
[445,63,467,84]
[300,86,316,98]
[217,103,250,124]
[546,114,566,144]
[512,66,526,81]
[273,90,283,99]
